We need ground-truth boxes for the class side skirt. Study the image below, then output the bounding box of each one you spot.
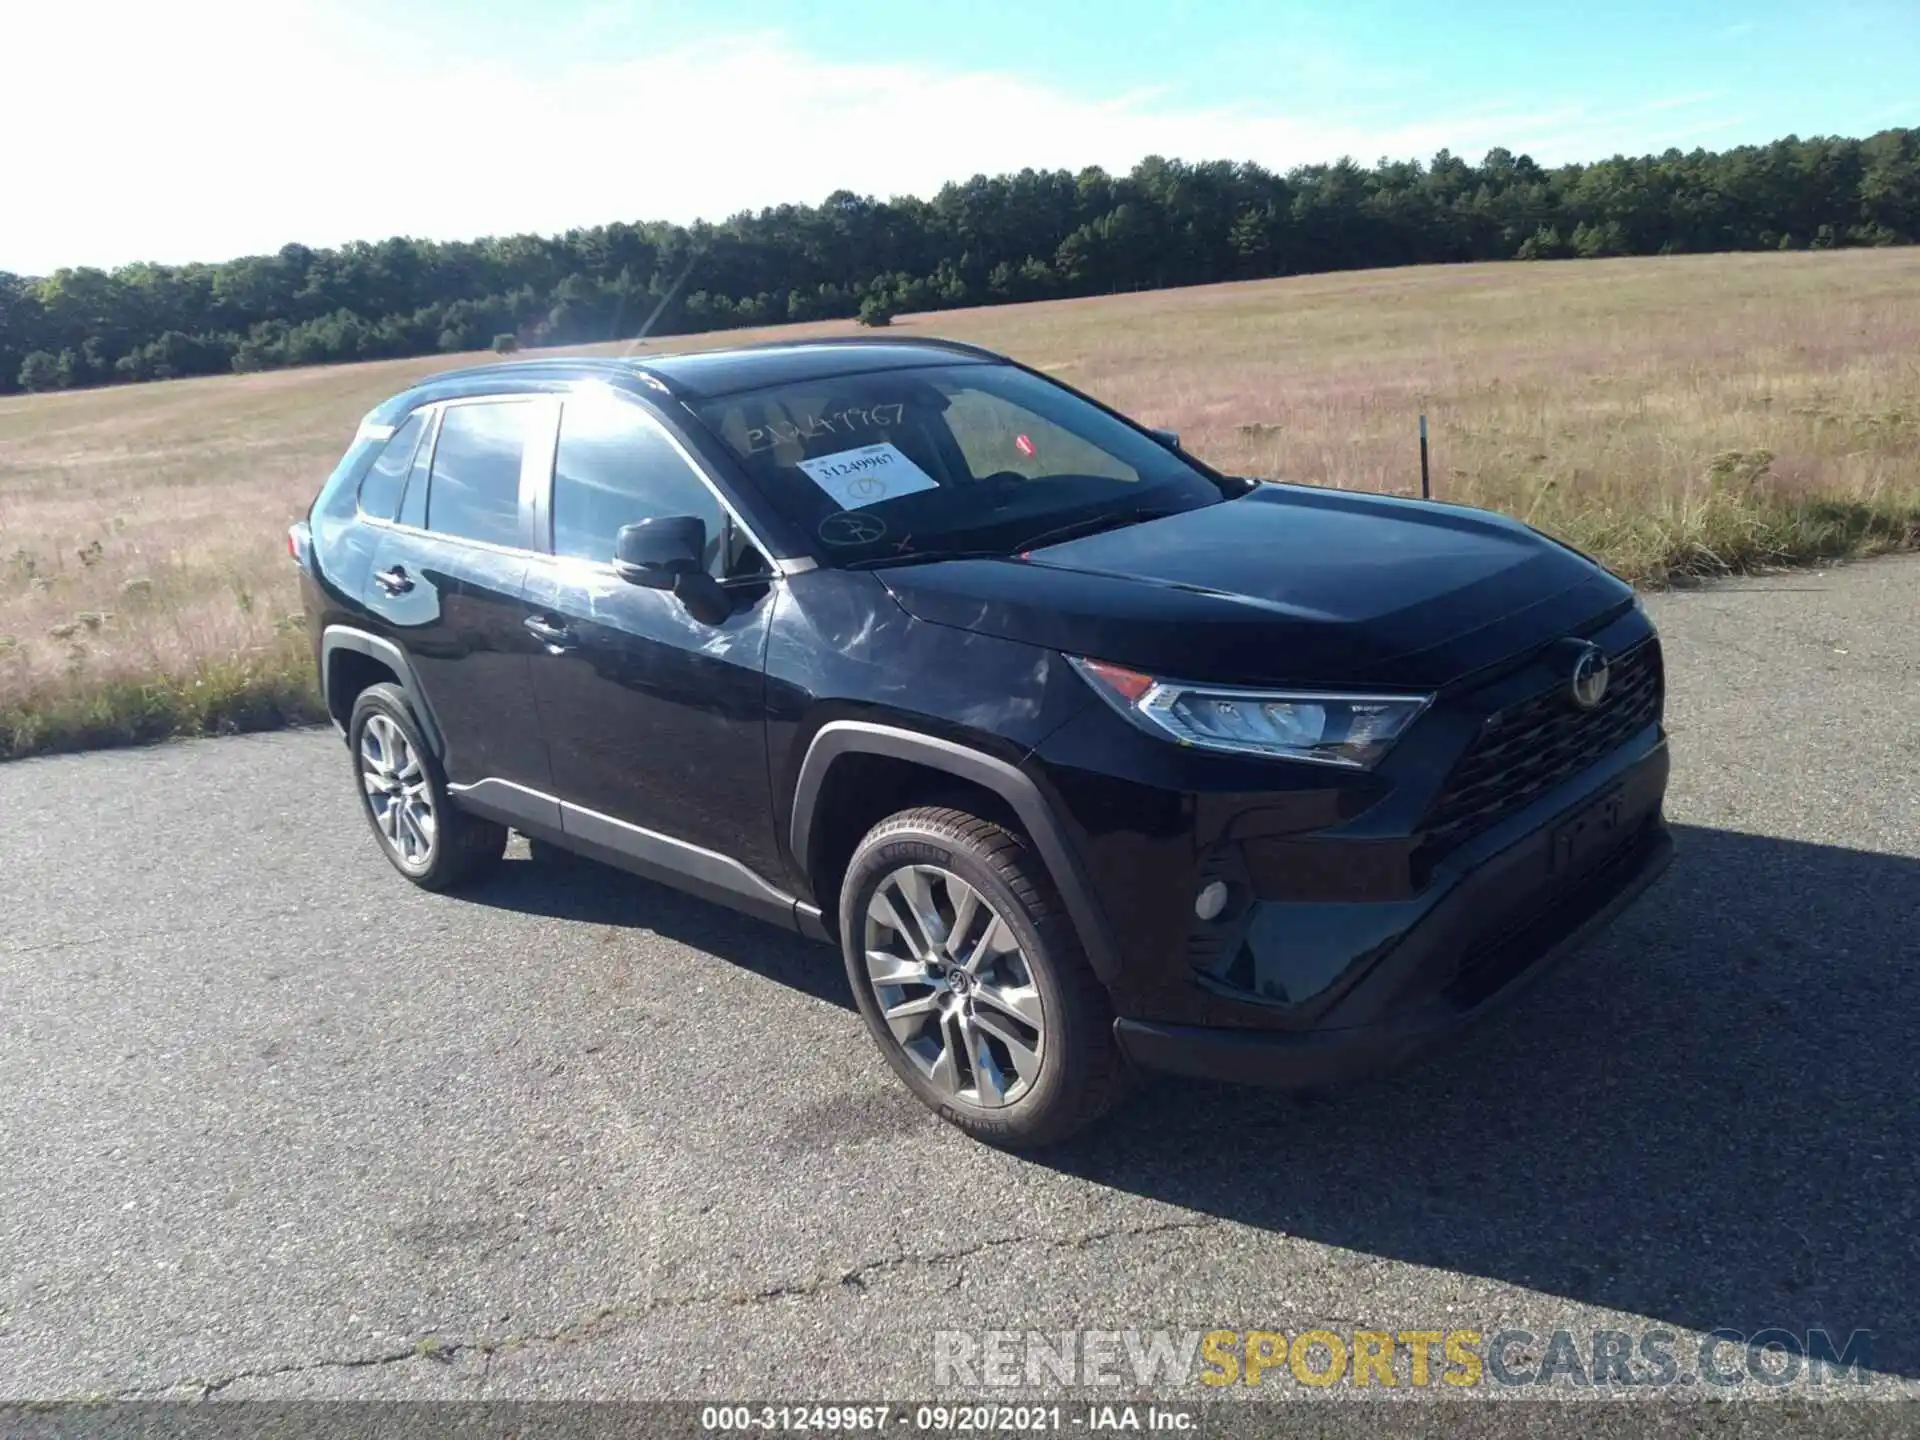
[448,777,824,939]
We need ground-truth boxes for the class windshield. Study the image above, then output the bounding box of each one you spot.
[693,362,1224,566]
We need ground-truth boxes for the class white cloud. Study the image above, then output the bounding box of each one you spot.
[1,1,1737,274]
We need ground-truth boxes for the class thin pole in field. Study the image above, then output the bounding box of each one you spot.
[625,254,700,353]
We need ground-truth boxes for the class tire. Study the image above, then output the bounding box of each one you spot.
[839,806,1129,1148]
[347,682,506,892]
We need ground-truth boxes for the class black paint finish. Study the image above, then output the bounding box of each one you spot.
[878,483,1631,690]
[522,556,781,880]
[359,525,548,791]
[298,339,1672,1087]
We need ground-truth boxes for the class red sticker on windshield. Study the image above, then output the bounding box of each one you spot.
[1015,434,1036,458]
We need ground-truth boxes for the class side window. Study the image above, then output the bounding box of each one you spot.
[426,401,535,548]
[553,393,728,570]
[396,408,438,530]
[356,413,425,520]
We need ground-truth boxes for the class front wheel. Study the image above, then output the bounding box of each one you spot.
[838,806,1128,1148]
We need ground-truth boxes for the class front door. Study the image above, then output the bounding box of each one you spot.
[522,389,783,885]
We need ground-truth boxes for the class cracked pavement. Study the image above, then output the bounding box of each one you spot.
[1,556,1917,1401]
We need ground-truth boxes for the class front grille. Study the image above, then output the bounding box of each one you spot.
[1417,638,1663,864]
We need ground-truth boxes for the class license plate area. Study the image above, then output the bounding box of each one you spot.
[1551,785,1626,875]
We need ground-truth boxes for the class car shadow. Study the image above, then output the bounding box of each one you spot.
[462,822,1919,1376]
[464,840,857,1013]
[1047,822,1920,1376]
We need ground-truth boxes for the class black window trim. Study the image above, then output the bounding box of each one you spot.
[395,404,443,530]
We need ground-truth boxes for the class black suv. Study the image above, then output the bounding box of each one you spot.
[294,337,1672,1146]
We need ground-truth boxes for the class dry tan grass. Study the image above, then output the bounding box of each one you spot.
[2,249,1917,758]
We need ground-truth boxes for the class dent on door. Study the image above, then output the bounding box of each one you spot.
[523,560,780,876]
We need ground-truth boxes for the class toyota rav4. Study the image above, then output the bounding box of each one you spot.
[292,337,1672,1147]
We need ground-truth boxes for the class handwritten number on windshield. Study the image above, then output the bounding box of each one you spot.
[744,403,905,455]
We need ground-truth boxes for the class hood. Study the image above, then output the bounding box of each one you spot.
[876,484,1630,690]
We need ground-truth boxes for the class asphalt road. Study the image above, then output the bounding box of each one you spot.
[2,557,1917,1406]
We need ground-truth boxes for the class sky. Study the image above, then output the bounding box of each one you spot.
[4,0,1914,276]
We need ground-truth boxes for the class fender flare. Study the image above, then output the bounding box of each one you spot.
[320,625,445,757]
[788,720,1123,983]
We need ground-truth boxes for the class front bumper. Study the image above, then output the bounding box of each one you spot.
[1113,759,1674,1088]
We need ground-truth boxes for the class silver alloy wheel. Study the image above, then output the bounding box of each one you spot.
[863,864,1046,1108]
[359,713,436,869]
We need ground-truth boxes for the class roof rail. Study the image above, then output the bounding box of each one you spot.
[721,334,1010,363]
[410,353,682,396]
[424,355,634,382]
[417,333,1006,398]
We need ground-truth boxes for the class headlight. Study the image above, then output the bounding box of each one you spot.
[1068,657,1430,769]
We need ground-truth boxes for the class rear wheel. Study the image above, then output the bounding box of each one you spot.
[348,683,505,891]
[839,806,1128,1148]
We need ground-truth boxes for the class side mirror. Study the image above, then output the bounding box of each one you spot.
[1148,426,1182,451]
[614,515,705,588]
[613,515,731,624]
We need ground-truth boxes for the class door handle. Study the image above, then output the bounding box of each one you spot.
[372,565,413,595]
[524,614,573,651]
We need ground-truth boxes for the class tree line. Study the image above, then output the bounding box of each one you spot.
[3,128,1916,395]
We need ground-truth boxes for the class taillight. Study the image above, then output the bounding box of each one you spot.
[287,521,312,570]
[287,527,297,559]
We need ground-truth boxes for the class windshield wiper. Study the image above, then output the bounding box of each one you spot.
[1011,507,1172,554]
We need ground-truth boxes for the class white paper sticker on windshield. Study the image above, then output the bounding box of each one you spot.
[795,442,939,510]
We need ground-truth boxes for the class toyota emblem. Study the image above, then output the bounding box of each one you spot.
[1569,643,1610,710]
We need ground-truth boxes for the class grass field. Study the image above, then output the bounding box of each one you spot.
[2,249,1918,760]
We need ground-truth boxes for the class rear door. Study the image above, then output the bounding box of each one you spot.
[521,388,783,882]
[363,394,558,795]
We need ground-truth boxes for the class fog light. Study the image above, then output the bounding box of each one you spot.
[1194,880,1230,922]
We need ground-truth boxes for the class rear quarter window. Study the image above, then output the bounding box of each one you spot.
[355,413,427,520]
